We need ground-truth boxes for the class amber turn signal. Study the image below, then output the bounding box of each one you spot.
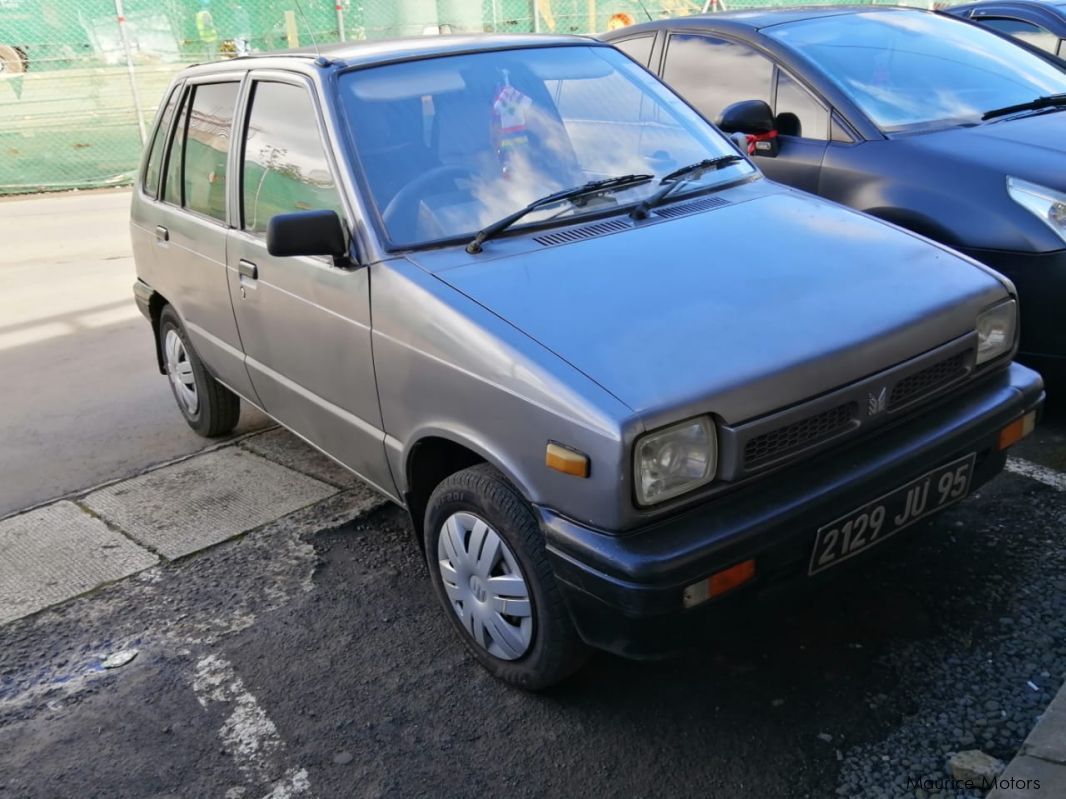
[682,559,756,608]
[546,442,590,478]
[998,410,1037,450]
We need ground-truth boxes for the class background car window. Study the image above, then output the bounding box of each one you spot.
[613,35,655,67]
[183,82,239,222]
[767,12,1066,132]
[662,34,773,122]
[775,70,828,140]
[977,17,1060,52]
[162,92,190,206]
[143,88,178,198]
[241,82,344,235]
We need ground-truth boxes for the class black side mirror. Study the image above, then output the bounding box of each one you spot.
[717,100,779,157]
[267,210,350,264]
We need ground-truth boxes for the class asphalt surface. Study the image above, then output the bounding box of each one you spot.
[0,190,269,517]
[2,417,1065,798]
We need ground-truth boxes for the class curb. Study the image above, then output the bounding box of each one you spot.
[987,680,1066,797]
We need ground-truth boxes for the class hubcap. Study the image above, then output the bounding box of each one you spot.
[436,512,533,661]
[164,329,199,416]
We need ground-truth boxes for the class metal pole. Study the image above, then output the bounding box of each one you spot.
[491,0,499,32]
[114,0,147,145]
[336,2,346,42]
[533,0,540,32]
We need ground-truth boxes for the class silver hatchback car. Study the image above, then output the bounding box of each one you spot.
[132,35,1043,689]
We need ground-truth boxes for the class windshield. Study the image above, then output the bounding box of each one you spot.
[338,45,752,248]
[767,11,1066,133]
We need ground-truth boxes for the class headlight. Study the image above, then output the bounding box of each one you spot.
[976,299,1017,366]
[635,417,717,506]
[1007,176,1066,243]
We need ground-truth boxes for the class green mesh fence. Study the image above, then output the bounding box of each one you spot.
[0,0,935,195]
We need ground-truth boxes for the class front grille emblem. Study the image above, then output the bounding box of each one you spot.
[867,386,888,416]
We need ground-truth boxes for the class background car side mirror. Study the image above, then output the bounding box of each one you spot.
[717,100,779,157]
[267,210,351,265]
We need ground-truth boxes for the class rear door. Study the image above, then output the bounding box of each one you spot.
[154,77,256,400]
[659,32,828,192]
[225,72,394,494]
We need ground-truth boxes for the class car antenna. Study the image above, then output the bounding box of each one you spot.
[293,0,328,65]
[635,0,654,21]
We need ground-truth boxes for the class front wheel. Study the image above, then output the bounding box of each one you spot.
[424,464,589,690]
[158,305,240,438]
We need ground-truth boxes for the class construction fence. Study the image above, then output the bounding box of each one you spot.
[0,0,926,195]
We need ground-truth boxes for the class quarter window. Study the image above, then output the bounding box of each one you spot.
[614,35,655,68]
[241,81,344,235]
[663,34,773,122]
[775,70,828,140]
[144,87,179,197]
[183,82,240,222]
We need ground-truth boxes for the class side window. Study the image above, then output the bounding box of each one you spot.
[775,70,829,140]
[978,17,1060,52]
[613,35,655,68]
[184,82,240,222]
[162,90,190,206]
[662,34,773,122]
[241,81,345,235]
[144,87,179,197]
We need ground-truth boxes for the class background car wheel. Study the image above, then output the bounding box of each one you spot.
[158,305,240,438]
[424,463,589,690]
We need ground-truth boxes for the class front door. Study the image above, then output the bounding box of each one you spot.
[226,74,394,496]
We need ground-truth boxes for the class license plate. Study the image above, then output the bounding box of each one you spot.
[808,453,976,576]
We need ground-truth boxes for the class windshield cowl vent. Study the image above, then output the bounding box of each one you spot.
[532,218,631,247]
[653,195,730,219]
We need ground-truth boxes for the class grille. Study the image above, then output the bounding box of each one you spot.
[533,218,631,246]
[889,350,970,410]
[653,195,730,219]
[744,402,857,468]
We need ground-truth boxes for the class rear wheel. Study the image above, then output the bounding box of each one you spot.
[424,464,589,690]
[158,305,240,437]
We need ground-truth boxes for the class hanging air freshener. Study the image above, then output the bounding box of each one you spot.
[491,69,533,177]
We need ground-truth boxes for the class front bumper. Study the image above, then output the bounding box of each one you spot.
[961,246,1066,376]
[538,362,1044,659]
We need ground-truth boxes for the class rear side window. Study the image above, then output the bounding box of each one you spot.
[978,17,1060,52]
[663,34,773,122]
[144,87,179,197]
[183,82,240,222]
[162,91,190,206]
[614,35,655,68]
[240,81,344,234]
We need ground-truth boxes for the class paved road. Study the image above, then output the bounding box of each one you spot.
[1,420,1064,798]
[0,190,269,516]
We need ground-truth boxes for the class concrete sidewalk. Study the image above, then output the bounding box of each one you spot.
[989,680,1066,797]
[0,427,387,626]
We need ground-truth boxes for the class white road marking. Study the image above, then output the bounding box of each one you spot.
[192,655,313,798]
[1006,457,1066,492]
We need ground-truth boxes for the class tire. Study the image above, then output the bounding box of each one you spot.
[424,464,590,690]
[158,305,240,437]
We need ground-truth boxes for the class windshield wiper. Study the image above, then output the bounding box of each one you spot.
[981,93,1066,121]
[630,155,745,219]
[465,173,653,253]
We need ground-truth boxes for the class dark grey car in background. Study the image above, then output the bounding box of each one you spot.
[131,34,1042,689]
[604,8,1066,386]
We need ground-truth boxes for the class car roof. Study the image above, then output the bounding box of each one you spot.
[604,5,925,35]
[179,33,598,76]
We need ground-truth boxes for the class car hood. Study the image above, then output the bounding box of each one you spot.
[414,188,1009,424]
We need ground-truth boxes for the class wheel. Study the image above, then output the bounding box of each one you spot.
[158,305,240,437]
[424,464,589,690]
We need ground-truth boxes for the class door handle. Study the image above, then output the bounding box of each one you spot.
[155,225,169,243]
[238,260,258,280]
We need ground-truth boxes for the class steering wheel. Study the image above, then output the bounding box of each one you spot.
[382,165,478,243]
